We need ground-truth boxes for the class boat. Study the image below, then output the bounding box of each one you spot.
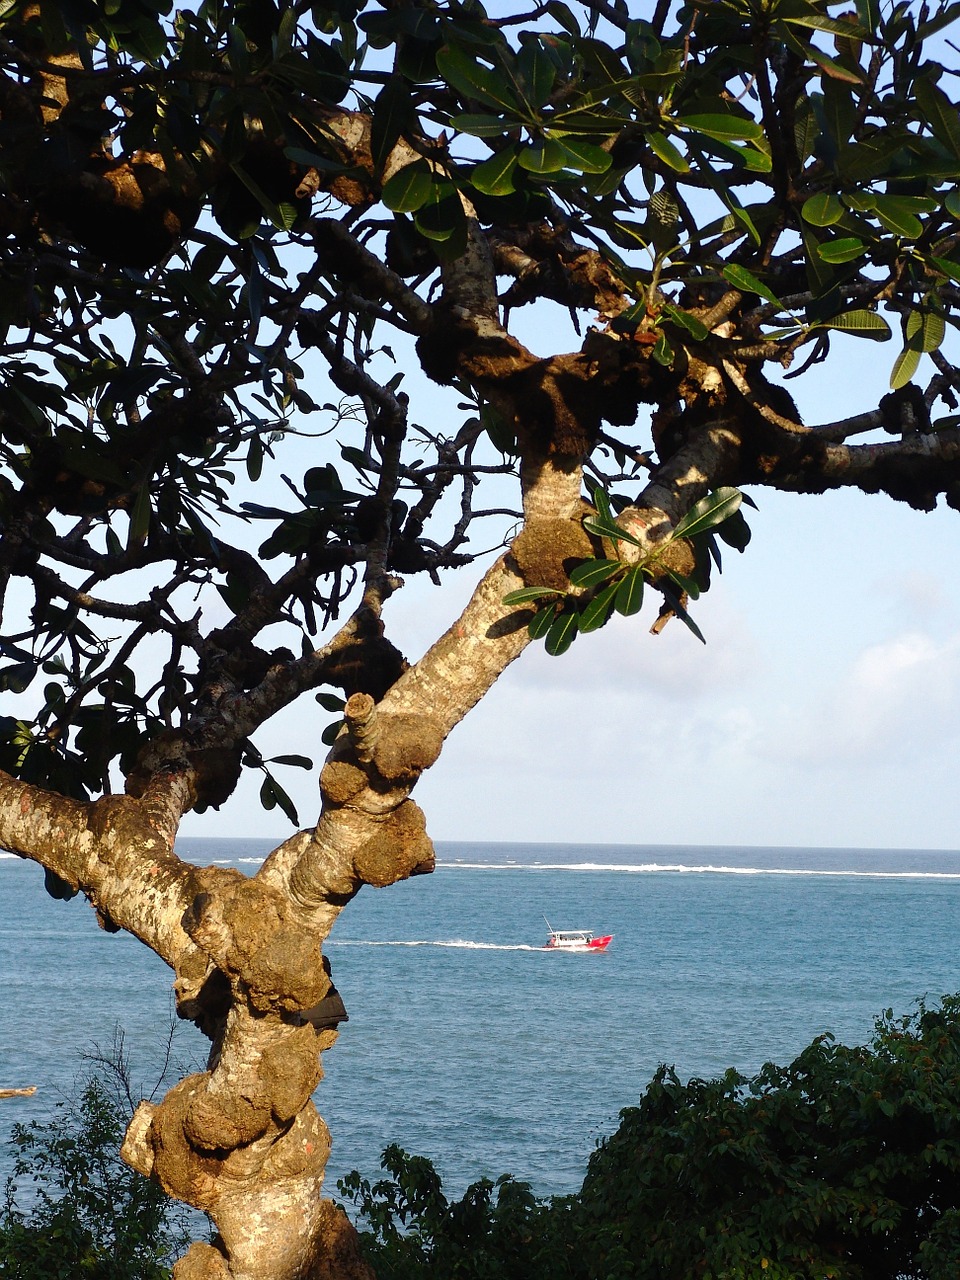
[542,917,613,952]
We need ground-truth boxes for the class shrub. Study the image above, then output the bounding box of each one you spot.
[579,997,960,1280]
[343,998,960,1280]
[0,1038,191,1280]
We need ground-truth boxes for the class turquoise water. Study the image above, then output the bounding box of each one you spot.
[3,840,960,1199]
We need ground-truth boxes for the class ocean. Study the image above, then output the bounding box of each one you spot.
[3,840,960,1202]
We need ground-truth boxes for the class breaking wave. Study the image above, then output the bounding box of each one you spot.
[437,861,960,880]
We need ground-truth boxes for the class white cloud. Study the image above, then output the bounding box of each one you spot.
[755,630,960,771]
[499,595,764,702]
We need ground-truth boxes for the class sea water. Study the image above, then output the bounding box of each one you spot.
[3,840,960,1200]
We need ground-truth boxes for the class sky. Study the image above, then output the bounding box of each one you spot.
[181,321,960,853]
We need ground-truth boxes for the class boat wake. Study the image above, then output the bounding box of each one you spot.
[327,939,542,951]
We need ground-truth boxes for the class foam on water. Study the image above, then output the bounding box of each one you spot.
[441,860,960,879]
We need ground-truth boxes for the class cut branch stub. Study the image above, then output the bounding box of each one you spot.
[341,695,445,784]
[343,692,378,763]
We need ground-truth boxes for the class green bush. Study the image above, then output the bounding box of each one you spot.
[343,997,960,1280]
[338,1144,575,1280]
[578,997,960,1280]
[0,1053,190,1280]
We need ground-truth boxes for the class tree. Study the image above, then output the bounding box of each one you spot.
[0,0,958,1275]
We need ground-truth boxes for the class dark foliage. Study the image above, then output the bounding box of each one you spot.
[0,1056,190,1280]
[342,997,960,1280]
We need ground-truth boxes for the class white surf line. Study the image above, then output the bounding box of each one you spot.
[436,861,960,879]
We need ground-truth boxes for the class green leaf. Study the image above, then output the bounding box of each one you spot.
[914,77,960,161]
[678,113,765,144]
[381,162,435,213]
[668,569,701,601]
[269,778,299,824]
[674,488,743,540]
[283,146,346,172]
[246,435,263,481]
[228,162,288,231]
[614,566,645,617]
[128,484,151,547]
[528,603,559,639]
[518,38,557,108]
[582,514,642,548]
[651,331,674,366]
[371,76,416,175]
[568,558,621,588]
[315,691,346,712]
[782,28,863,83]
[0,662,37,694]
[504,586,564,605]
[931,255,960,283]
[721,265,782,308]
[779,2,868,37]
[451,112,524,137]
[591,485,613,524]
[321,719,344,746]
[544,609,579,655]
[518,138,570,174]
[660,585,706,644]
[471,148,520,196]
[661,304,710,341]
[820,309,892,341]
[647,131,690,173]
[872,195,931,239]
[269,754,313,769]
[554,137,612,174]
[906,309,945,354]
[802,192,844,226]
[435,45,523,114]
[890,344,921,389]
[716,508,752,551]
[842,191,876,212]
[44,868,78,901]
[578,578,620,632]
[415,191,465,243]
[816,236,866,263]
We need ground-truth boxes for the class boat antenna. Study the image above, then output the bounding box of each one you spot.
[543,914,552,933]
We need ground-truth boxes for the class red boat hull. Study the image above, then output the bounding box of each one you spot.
[544,934,613,952]
[586,935,613,951]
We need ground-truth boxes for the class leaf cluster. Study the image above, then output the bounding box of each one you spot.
[504,487,751,653]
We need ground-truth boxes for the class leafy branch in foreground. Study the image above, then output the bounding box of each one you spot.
[504,487,754,654]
